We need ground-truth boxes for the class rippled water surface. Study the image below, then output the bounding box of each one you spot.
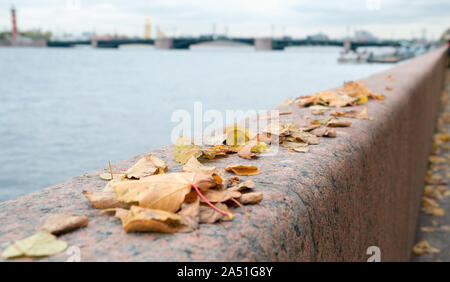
[0,46,392,201]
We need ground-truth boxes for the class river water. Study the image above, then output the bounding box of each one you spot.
[0,46,392,201]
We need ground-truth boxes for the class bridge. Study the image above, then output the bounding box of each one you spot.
[47,36,400,51]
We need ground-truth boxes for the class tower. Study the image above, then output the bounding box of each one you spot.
[11,6,17,40]
[143,0,151,39]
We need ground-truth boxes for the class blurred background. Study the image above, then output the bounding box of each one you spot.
[0,0,449,201]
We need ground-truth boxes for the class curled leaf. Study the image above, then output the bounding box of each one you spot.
[119,206,186,233]
[310,127,337,138]
[125,155,167,179]
[182,156,217,174]
[240,191,263,204]
[83,190,130,210]
[225,165,259,176]
[327,119,352,127]
[41,214,88,235]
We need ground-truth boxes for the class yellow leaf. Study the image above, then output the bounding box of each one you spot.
[2,231,67,259]
[355,95,368,105]
[225,165,259,176]
[412,240,440,255]
[224,125,252,146]
[174,136,202,164]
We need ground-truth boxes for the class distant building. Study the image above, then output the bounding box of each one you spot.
[353,30,378,43]
[306,32,329,41]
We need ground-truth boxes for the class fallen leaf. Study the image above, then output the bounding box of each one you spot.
[412,240,440,255]
[202,145,230,159]
[41,214,88,235]
[83,190,130,210]
[240,191,263,204]
[330,107,369,119]
[1,231,67,259]
[225,165,260,176]
[125,155,167,179]
[174,136,202,164]
[424,185,448,200]
[428,156,446,164]
[327,119,352,127]
[199,203,233,224]
[310,127,337,138]
[228,179,255,192]
[420,226,435,233]
[201,189,241,203]
[387,75,395,81]
[421,197,445,216]
[119,206,186,233]
[224,125,252,146]
[113,172,218,212]
[178,197,200,232]
[237,142,257,160]
[290,130,320,145]
[182,156,217,174]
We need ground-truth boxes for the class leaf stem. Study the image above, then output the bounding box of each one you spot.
[190,183,232,218]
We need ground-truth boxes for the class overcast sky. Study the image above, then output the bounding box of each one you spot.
[0,0,449,39]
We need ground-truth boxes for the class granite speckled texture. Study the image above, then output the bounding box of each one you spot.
[0,48,447,262]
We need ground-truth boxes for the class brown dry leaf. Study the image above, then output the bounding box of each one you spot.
[178,197,200,232]
[385,86,393,91]
[202,189,241,203]
[237,142,257,160]
[428,156,446,164]
[83,190,130,210]
[424,185,449,200]
[330,107,369,120]
[225,165,259,176]
[240,191,263,204]
[113,172,218,212]
[228,179,255,192]
[296,91,354,108]
[421,197,445,216]
[174,136,203,164]
[387,75,395,81]
[327,119,352,127]
[281,141,309,152]
[291,130,319,145]
[420,226,435,233]
[425,174,447,185]
[199,203,233,224]
[202,145,230,159]
[41,214,88,235]
[412,240,440,255]
[125,155,167,179]
[182,156,217,174]
[119,206,186,233]
[1,231,68,259]
[310,127,337,138]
